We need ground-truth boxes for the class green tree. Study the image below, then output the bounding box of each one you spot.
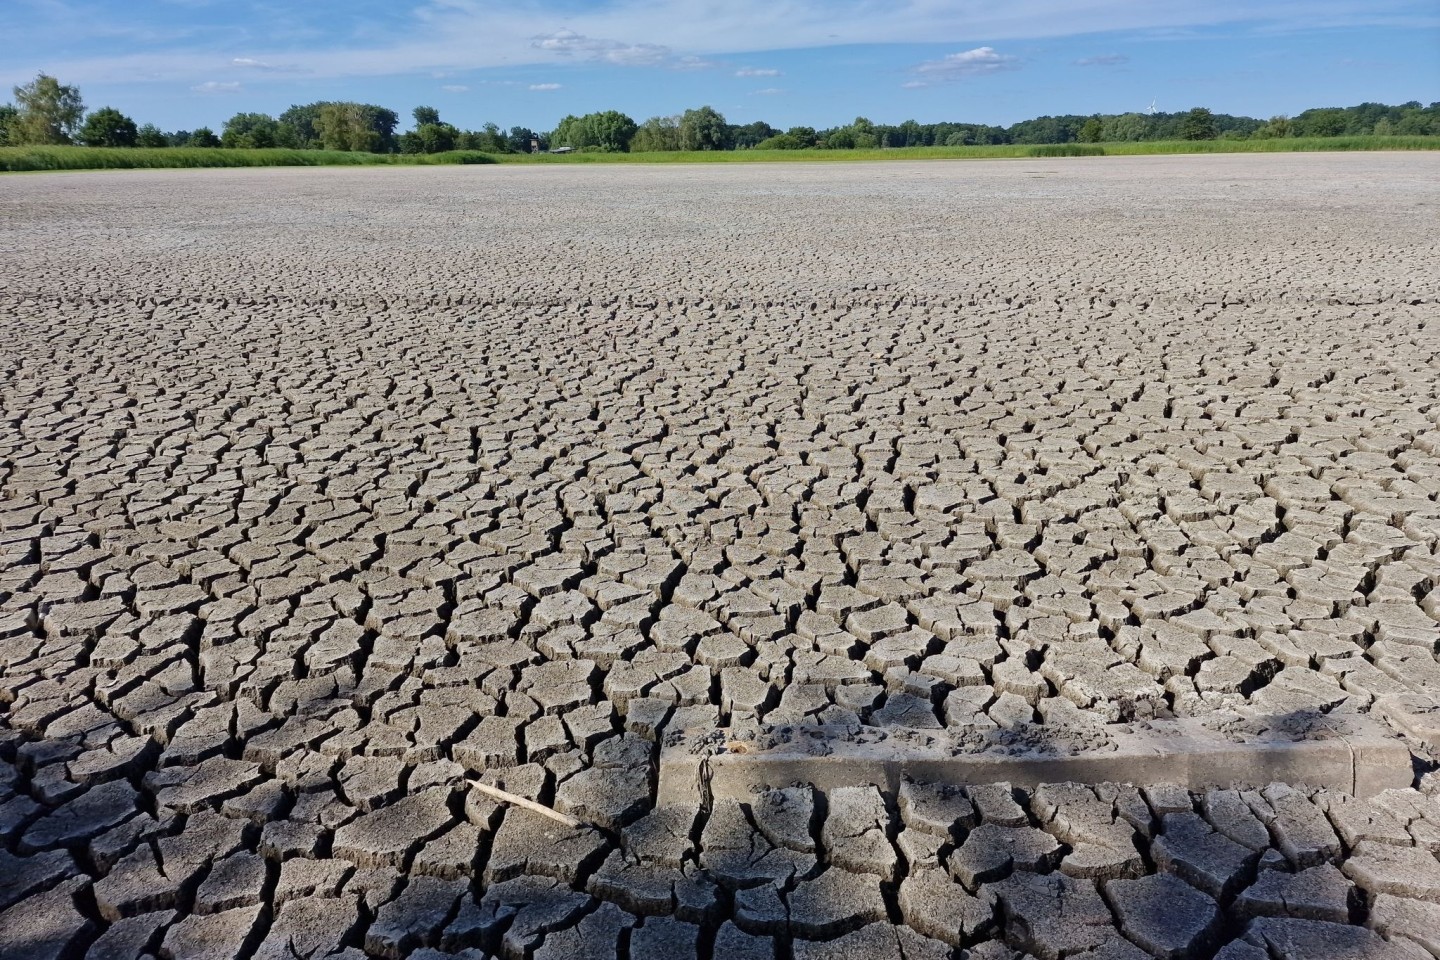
[1008,115,1081,144]
[551,110,638,151]
[310,102,399,152]
[679,106,729,150]
[0,104,17,145]
[785,126,818,147]
[1078,117,1104,143]
[550,114,580,147]
[222,112,280,148]
[272,123,300,149]
[1180,107,1217,140]
[848,116,878,149]
[631,115,682,151]
[1252,115,1292,140]
[1297,108,1346,137]
[754,133,804,149]
[472,122,508,152]
[414,123,458,153]
[1394,104,1439,135]
[11,73,84,144]
[507,126,542,152]
[588,111,637,151]
[278,103,326,148]
[316,103,370,150]
[1101,113,1148,142]
[79,107,138,147]
[413,105,441,127]
[731,121,777,149]
[894,118,924,147]
[314,103,375,151]
[188,127,221,148]
[135,123,168,148]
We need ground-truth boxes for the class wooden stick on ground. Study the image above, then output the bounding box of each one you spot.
[466,779,586,829]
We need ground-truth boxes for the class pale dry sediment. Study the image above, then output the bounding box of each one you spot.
[0,154,1438,959]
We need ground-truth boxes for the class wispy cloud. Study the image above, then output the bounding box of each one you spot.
[528,30,722,70]
[528,82,561,91]
[441,84,469,92]
[736,67,781,77]
[230,56,309,74]
[1075,53,1130,66]
[908,46,1019,86]
[191,80,242,94]
[673,55,721,71]
[751,87,785,96]
[531,30,671,67]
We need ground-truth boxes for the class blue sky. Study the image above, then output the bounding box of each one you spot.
[5,0,1438,132]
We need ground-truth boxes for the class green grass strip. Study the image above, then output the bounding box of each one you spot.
[0,147,497,172]
[3,137,1435,172]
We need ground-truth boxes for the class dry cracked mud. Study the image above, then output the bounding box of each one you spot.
[0,153,1438,959]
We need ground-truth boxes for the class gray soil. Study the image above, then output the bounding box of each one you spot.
[1,153,1439,959]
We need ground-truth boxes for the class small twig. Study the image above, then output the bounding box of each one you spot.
[466,779,586,829]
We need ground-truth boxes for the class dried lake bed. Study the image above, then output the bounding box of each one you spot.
[2,154,1440,959]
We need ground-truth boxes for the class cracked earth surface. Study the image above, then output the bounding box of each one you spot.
[1,153,1439,959]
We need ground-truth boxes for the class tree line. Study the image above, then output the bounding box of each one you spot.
[0,76,543,154]
[3,73,1436,154]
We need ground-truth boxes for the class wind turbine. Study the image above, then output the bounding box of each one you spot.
[1147,98,1158,115]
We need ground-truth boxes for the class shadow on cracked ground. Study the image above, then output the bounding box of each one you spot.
[3,703,1440,960]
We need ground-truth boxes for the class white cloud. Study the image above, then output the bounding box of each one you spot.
[914,46,1019,81]
[1075,53,1130,66]
[229,56,309,75]
[191,80,242,94]
[673,55,721,71]
[532,29,671,67]
[529,30,721,70]
[528,82,561,90]
[736,67,781,77]
[441,84,470,92]
[751,87,785,96]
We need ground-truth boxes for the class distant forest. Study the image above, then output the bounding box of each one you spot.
[4,73,1437,153]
